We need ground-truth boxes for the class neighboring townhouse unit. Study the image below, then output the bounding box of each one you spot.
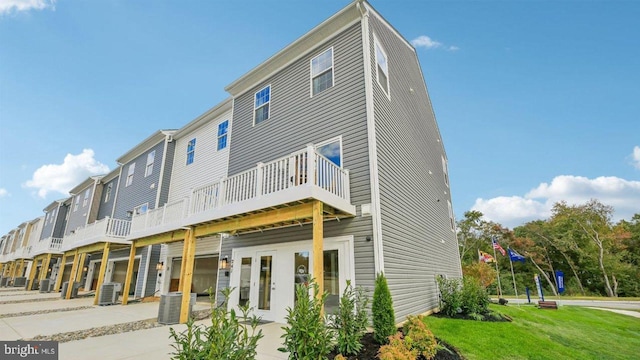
[61,130,178,303]
[129,100,233,297]
[123,0,461,324]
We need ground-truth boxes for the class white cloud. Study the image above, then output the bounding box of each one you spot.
[472,175,640,228]
[448,46,460,51]
[0,188,9,197]
[411,35,442,49]
[0,0,55,15]
[23,149,109,198]
[632,146,640,169]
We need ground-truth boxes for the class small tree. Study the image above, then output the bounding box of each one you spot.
[462,262,497,288]
[331,280,369,356]
[372,272,396,344]
[279,279,334,359]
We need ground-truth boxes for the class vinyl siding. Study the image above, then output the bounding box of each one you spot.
[368,14,462,322]
[220,23,375,299]
[97,176,120,220]
[158,141,176,206]
[113,140,167,219]
[66,185,95,235]
[167,111,231,204]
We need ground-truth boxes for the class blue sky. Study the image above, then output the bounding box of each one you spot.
[1,0,639,235]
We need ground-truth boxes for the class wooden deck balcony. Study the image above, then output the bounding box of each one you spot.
[29,237,64,257]
[60,217,131,253]
[129,145,355,240]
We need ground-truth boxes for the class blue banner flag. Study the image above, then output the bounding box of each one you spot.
[508,248,526,263]
[556,270,565,294]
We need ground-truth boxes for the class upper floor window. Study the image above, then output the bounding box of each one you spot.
[217,120,229,150]
[73,196,80,212]
[447,200,455,231]
[145,150,156,177]
[374,38,389,96]
[82,188,90,207]
[104,183,113,203]
[311,48,334,96]
[442,156,449,187]
[126,163,135,187]
[254,85,270,125]
[316,137,342,167]
[186,139,196,165]
[133,203,149,216]
[44,212,50,224]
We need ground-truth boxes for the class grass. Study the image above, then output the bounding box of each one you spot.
[424,304,640,360]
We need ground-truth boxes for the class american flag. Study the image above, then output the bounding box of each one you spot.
[492,237,506,256]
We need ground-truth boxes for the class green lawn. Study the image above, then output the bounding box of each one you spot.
[423,304,640,360]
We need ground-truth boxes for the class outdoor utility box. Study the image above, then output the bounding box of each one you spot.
[14,277,27,287]
[0,277,8,287]
[158,292,196,325]
[39,279,51,293]
[98,282,122,306]
[61,281,80,299]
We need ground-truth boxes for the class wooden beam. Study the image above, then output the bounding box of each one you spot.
[93,242,111,305]
[78,242,109,255]
[313,200,324,308]
[39,253,52,282]
[194,202,315,238]
[179,228,196,324]
[133,230,187,248]
[65,250,80,300]
[53,252,68,292]
[16,259,25,278]
[121,245,137,305]
[177,238,189,292]
[26,258,40,290]
[75,253,86,284]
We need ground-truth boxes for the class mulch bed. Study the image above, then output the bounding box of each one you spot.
[327,332,463,360]
[431,310,511,322]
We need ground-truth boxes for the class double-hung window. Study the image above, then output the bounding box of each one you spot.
[186,139,196,165]
[104,183,112,203]
[442,156,449,187]
[254,86,270,125]
[374,38,389,95]
[217,120,229,150]
[82,188,90,207]
[73,196,80,212]
[126,163,135,187]
[311,48,334,96]
[134,203,149,216]
[145,150,155,177]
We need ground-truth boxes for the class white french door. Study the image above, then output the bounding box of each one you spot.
[234,250,277,320]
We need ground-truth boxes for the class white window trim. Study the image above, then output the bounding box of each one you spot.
[442,155,449,187]
[217,120,229,151]
[73,196,80,212]
[373,35,390,99]
[447,200,455,232]
[126,163,135,187]
[104,183,112,203]
[186,138,196,165]
[133,202,149,216]
[309,47,335,97]
[315,135,343,169]
[83,188,90,207]
[253,85,271,126]
[145,150,156,177]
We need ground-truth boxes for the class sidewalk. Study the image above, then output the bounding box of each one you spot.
[0,287,286,359]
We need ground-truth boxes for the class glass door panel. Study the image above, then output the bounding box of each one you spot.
[294,251,310,304]
[238,257,252,307]
[324,249,340,313]
[258,254,274,311]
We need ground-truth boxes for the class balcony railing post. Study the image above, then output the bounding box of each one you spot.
[344,169,350,200]
[306,144,315,186]
[255,163,264,198]
[218,177,227,207]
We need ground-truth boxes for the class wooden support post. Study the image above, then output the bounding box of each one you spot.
[9,261,17,278]
[121,244,137,305]
[179,228,196,324]
[93,243,111,305]
[40,254,52,281]
[312,200,324,305]
[16,259,25,278]
[75,253,86,283]
[178,236,189,292]
[53,253,67,292]
[66,250,80,300]
[27,257,40,290]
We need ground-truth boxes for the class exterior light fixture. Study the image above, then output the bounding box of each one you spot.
[156,262,164,271]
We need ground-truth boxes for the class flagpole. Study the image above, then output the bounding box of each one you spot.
[508,248,520,307]
[492,245,503,298]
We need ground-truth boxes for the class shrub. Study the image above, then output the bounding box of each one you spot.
[437,277,462,317]
[460,277,490,316]
[403,315,438,359]
[169,287,263,360]
[372,273,396,344]
[378,333,417,360]
[331,280,369,356]
[279,279,334,359]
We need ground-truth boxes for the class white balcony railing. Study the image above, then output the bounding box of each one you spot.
[130,145,352,238]
[30,237,63,257]
[61,217,131,251]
